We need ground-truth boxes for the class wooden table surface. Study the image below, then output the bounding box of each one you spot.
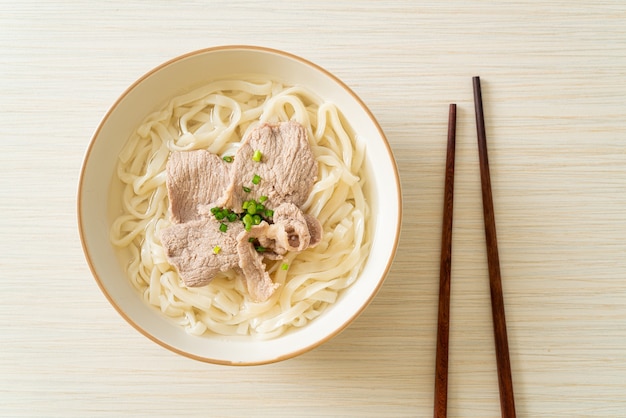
[2,1,625,416]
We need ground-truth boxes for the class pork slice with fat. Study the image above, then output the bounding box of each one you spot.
[235,229,280,302]
[234,204,322,301]
[251,202,322,257]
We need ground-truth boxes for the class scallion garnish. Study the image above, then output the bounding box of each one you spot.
[242,214,253,231]
[252,150,262,162]
[242,186,251,193]
[246,202,257,215]
[252,174,261,185]
[210,199,274,233]
[281,263,289,271]
[213,245,221,254]
[222,156,234,163]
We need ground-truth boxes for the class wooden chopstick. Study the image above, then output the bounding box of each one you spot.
[472,76,516,418]
[434,103,457,418]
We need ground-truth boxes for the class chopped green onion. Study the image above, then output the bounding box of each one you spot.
[242,186,251,193]
[222,155,234,163]
[219,223,228,233]
[255,246,266,252]
[242,214,253,231]
[281,263,289,271]
[211,207,240,223]
[213,245,221,254]
[237,198,275,230]
[252,150,262,162]
[252,174,261,185]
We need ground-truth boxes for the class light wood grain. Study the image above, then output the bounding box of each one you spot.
[2,1,626,417]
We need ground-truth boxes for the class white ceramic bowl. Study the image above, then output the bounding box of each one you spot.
[78,45,401,365]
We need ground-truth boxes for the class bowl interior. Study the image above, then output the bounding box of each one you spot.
[78,46,401,365]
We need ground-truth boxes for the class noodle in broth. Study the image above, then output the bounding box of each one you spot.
[110,78,370,339]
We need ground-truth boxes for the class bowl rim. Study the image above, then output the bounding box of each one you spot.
[77,44,402,365]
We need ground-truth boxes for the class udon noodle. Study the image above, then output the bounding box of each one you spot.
[110,77,370,339]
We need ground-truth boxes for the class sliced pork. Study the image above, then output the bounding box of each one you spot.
[160,216,244,287]
[160,121,322,302]
[166,150,231,223]
[247,202,322,259]
[235,232,280,302]
[218,121,318,211]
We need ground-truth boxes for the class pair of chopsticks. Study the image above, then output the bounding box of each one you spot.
[433,77,516,418]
